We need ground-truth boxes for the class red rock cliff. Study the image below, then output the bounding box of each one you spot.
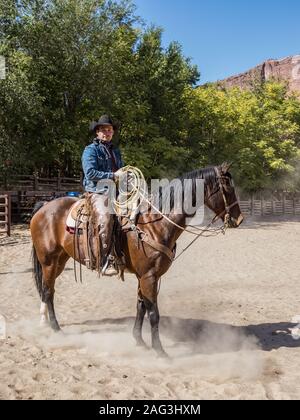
[218,55,300,94]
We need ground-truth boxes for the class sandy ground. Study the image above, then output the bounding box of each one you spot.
[1,216,300,400]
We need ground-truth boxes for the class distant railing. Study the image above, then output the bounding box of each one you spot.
[239,194,300,216]
[0,175,83,223]
[0,195,11,236]
[0,175,82,192]
[1,175,300,222]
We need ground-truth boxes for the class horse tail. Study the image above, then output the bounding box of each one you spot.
[32,244,44,300]
[31,201,46,300]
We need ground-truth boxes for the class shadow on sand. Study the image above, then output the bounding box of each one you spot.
[62,316,300,353]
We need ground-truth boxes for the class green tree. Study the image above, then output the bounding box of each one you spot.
[187,82,300,192]
[0,0,199,181]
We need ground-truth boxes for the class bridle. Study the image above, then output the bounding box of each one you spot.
[209,167,239,228]
[119,165,241,264]
[124,166,240,235]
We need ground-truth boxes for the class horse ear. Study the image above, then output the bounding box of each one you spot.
[221,162,233,173]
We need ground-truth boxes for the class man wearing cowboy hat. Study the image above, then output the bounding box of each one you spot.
[82,115,124,276]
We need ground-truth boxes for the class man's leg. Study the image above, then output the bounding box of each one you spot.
[91,193,118,276]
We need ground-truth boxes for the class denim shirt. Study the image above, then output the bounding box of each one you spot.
[82,139,124,193]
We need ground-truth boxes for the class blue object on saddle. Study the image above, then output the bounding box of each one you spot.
[66,191,80,197]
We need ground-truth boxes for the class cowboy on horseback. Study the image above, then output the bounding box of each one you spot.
[81,115,124,276]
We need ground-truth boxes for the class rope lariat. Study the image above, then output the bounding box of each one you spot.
[112,166,238,263]
[113,165,147,216]
[113,166,228,235]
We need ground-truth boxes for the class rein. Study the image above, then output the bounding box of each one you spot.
[137,166,238,234]
[118,166,238,263]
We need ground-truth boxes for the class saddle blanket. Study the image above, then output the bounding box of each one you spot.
[66,199,86,233]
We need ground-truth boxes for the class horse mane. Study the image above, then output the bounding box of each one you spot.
[178,166,217,188]
[151,166,218,214]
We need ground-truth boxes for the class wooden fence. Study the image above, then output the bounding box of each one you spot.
[0,175,82,192]
[0,191,68,223]
[0,175,83,223]
[1,174,300,222]
[0,195,11,236]
[239,195,300,216]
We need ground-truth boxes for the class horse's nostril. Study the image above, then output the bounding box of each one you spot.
[229,214,244,228]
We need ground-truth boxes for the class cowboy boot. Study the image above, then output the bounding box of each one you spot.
[101,253,118,276]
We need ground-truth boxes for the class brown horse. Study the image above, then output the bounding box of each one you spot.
[30,163,243,357]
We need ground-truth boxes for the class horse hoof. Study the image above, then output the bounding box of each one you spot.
[39,319,49,327]
[157,349,171,360]
[51,324,62,333]
[136,340,149,349]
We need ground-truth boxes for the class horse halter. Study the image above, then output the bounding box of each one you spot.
[210,167,239,228]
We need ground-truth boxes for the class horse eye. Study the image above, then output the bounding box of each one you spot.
[225,177,234,188]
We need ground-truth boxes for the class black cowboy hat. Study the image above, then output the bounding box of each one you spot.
[89,115,117,132]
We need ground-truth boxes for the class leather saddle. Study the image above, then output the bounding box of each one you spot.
[66,196,125,277]
[66,196,175,277]
[66,199,89,231]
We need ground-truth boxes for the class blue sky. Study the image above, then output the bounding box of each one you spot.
[133,0,300,83]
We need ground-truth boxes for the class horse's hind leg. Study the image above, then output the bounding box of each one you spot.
[41,254,69,331]
[133,285,147,348]
[43,286,60,330]
[40,302,49,326]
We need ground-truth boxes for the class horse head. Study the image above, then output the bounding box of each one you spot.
[206,162,244,228]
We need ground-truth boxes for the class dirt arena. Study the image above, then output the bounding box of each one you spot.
[1,216,300,400]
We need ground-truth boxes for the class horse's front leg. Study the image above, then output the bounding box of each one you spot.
[140,274,168,358]
[133,286,147,348]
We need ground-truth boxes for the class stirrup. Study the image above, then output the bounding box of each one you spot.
[101,256,118,276]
